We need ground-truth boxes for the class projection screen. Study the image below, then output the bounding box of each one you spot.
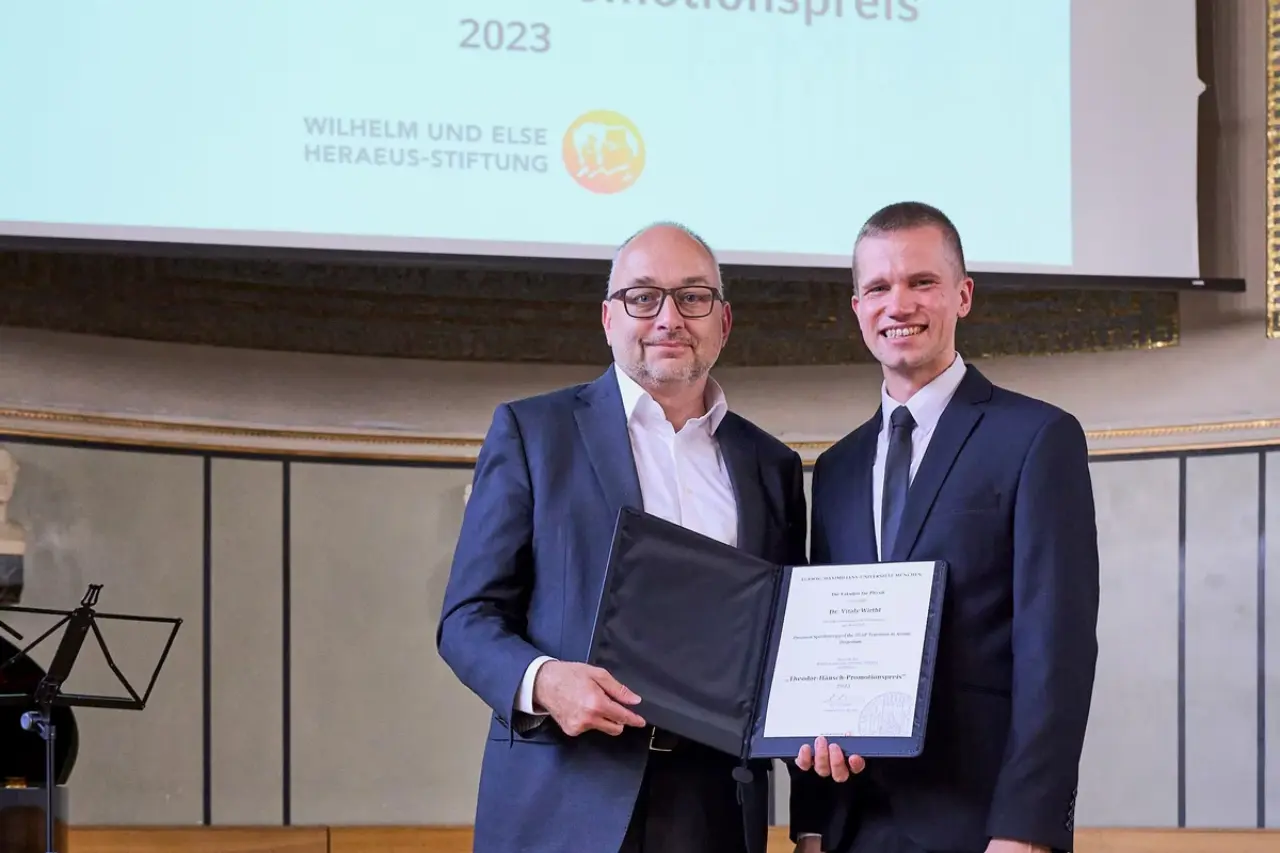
[0,0,1203,278]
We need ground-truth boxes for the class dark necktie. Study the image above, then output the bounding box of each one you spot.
[880,405,916,560]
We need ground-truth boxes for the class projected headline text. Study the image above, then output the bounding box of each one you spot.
[580,0,920,26]
[457,0,920,51]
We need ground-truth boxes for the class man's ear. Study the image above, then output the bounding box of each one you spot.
[957,277,974,318]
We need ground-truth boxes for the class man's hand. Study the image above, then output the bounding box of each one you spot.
[531,661,646,736]
[794,735,866,782]
[792,836,822,853]
[985,840,1049,853]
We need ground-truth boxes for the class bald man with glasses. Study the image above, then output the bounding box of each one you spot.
[437,222,808,853]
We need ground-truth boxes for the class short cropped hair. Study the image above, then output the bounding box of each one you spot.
[607,221,725,296]
[852,201,967,289]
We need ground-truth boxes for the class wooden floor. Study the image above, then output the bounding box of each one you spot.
[57,825,1280,853]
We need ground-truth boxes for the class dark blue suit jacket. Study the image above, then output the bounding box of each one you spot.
[437,368,808,853]
[790,366,1099,853]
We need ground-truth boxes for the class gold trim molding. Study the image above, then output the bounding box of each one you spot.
[1,407,1278,463]
[1270,0,1280,338]
[0,407,482,463]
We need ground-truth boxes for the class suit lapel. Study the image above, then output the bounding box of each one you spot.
[715,414,767,558]
[574,370,643,517]
[840,417,881,565]
[887,367,992,562]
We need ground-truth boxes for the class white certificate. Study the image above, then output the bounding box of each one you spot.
[761,562,936,739]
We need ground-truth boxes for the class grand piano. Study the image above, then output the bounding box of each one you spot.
[0,634,78,852]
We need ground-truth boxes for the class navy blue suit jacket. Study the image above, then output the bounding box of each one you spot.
[790,366,1099,853]
[437,368,808,853]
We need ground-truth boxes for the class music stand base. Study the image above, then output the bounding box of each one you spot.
[0,786,68,853]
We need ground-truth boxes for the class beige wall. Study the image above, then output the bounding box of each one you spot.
[1195,0,1268,328]
[0,439,1276,830]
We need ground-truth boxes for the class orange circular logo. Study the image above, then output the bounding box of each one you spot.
[562,110,646,194]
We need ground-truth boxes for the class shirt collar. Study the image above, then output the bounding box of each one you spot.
[614,364,728,433]
[880,353,968,434]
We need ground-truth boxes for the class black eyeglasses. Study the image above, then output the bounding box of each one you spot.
[608,285,723,319]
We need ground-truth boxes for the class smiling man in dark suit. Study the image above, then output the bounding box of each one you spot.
[788,202,1100,853]
[436,222,807,853]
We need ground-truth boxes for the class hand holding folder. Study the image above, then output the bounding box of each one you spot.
[796,735,868,781]
[586,507,949,761]
[531,661,646,737]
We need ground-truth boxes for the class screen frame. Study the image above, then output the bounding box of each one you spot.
[0,233,1245,293]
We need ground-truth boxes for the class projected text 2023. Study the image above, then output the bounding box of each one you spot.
[459,19,550,52]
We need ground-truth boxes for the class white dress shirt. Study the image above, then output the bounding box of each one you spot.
[514,365,740,715]
[795,354,968,842]
[871,354,968,559]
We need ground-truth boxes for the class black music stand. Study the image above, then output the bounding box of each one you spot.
[0,583,182,853]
